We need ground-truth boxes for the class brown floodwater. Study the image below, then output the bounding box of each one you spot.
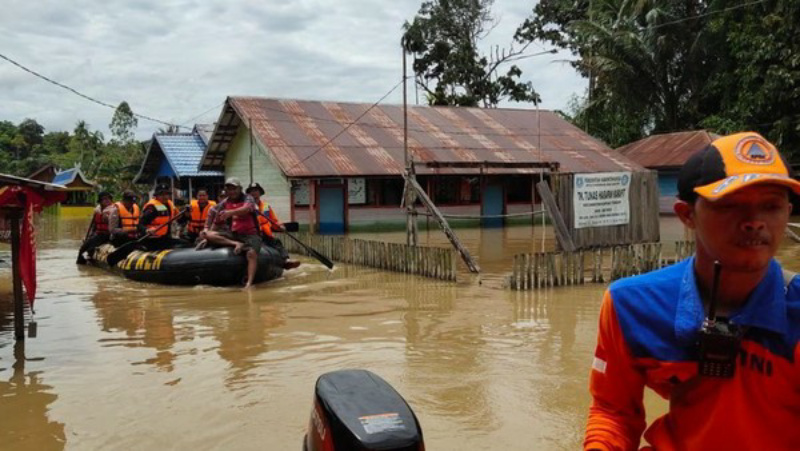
[1,216,794,450]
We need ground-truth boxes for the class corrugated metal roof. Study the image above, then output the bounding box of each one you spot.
[616,130,718,169]
[156,134,223,177]
[193,123,215,144]
[201,97,645,176]
[52,167,94,186]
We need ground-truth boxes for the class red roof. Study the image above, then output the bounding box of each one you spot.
[201,97,644,176]
[616,130,718,169]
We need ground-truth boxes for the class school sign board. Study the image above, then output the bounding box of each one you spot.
[573,172,631,229]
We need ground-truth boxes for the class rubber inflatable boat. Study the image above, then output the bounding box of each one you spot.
[89,243,284,286]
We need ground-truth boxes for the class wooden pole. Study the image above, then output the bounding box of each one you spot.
[10,209,24,341]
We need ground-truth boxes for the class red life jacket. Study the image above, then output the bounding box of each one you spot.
[93,208,109,235]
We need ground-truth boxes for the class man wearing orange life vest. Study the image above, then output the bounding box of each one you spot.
[585,132,800,450]
[108,190,140,247]
[181,188,216,243]
[77,191,114,264]
[245,182,300,270]
[137,184,181,251]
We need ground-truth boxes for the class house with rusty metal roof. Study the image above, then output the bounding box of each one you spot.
[134,127,224,201]
[617,130,718,213]
[200,97,645,233]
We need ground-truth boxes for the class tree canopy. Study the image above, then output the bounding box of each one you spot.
[0,101,146,195]
[517,0,800,154]
[403,0,540,107]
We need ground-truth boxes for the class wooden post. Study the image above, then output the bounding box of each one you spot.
[536,181,576,252]
[9,209,24,341]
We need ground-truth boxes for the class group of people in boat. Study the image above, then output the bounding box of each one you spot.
[77,177,300,288]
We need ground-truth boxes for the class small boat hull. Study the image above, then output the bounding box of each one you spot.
[90,243,284,286]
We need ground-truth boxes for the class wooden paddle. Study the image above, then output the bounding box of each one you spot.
[260,212,333,269]
[76,218,96,264]
[106,208,186,267]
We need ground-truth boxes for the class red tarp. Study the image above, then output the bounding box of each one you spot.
[0,185,65,306]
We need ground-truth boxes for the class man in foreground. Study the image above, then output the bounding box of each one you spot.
[585,132,800,450]
[203,178,262,289]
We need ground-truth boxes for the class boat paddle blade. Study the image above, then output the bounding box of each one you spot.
[304,369,424,451]
[283,222,300,232]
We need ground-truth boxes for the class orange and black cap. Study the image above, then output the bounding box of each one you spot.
[677,132,800,202]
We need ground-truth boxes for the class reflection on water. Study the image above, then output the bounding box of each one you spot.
[3,215,791,449]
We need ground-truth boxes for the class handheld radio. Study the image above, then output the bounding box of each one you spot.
[697,261,743,378]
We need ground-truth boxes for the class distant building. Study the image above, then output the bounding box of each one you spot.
[617,130,717,213]
[200,97,645,234]
[133,125,224,202]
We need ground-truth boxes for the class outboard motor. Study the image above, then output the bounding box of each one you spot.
[304,369,424,451]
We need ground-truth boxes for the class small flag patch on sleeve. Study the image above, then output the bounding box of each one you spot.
[592,357,607,374]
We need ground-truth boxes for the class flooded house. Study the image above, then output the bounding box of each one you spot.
[28,164,96,217]
[133,125,224,202]
[199,97,648,235]
[616,130,718,214]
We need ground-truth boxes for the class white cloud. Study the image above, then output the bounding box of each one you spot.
[0,0,586,139]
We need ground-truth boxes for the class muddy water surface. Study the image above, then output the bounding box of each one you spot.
[2,217,785,450]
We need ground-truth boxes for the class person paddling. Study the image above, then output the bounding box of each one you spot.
[203,178,263,289]
[77,191,114,264]
[246,182,300,270]
[137,184,184,251]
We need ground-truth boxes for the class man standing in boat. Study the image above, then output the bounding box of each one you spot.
[584,132,800,450]
[246,182,300,270]
[138,184,181,251]
[180,188,216,244]
[203,178,263,289]
[108,190,140,247]
[77,191,114,264]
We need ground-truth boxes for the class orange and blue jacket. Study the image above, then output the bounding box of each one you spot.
[585,257,800,450]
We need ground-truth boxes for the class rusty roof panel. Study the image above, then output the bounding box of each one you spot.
[200,97,645,176]
[616,130,717,168]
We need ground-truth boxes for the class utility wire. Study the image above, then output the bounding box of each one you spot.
[285,77,406,172]
[179,101,225,128]
[648,0,768,29]
[0,52,184,130]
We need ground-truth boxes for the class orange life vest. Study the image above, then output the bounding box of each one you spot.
[93,208,109,235]
[114,202,140,236]
[188,199,216,233]
[141,199,175,237]
[256,200,280,238]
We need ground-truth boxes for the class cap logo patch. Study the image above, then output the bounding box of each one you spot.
[735,137,775,165]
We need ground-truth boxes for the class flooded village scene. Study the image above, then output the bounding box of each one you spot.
[2,2,799,450]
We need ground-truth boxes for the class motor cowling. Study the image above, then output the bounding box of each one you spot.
[304,369,424,451]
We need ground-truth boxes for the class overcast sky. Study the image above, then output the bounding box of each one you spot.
[0,0,586,140]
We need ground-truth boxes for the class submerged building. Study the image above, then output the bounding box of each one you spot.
[199,97,646,234]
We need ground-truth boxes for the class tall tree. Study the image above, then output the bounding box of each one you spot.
[403,0,540,107]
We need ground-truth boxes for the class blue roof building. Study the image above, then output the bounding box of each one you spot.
[134,128,224,199]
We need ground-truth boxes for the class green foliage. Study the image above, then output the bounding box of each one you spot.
[518,0,800,157]
[403,0,540,107]
[0,101,146,195]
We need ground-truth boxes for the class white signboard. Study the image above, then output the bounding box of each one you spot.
[348,178,366,205]
[293,180,310,206]
[573,172,631,229]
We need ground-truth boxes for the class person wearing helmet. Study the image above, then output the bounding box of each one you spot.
[585,132,800,450]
